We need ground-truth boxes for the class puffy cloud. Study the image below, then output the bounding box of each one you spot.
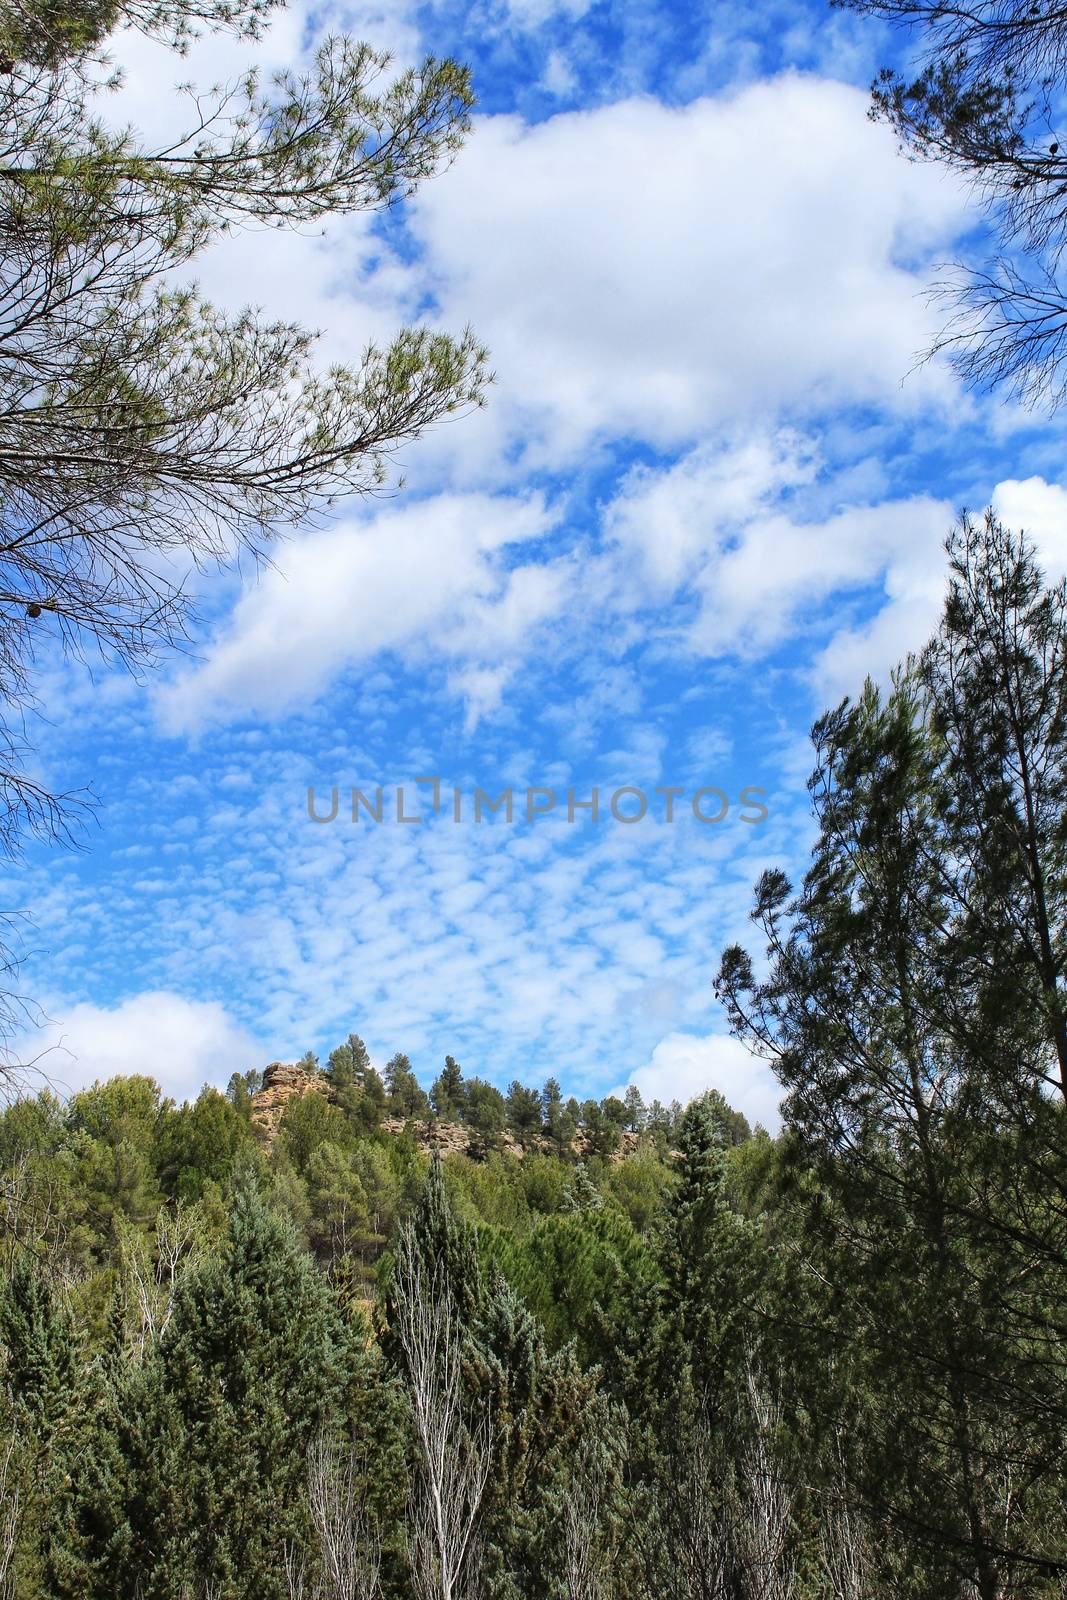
[993,476,1067,576]
[623,1029,784,1130]
[603,432,953,673]
[22,992,262,1105]
[158,493,565,731]
[605,432,817,592]
[410,75,971,466]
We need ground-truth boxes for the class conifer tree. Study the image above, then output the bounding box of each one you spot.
[717,514,1067,1595]
[431,1055,465,1121]
[79,1182,355,1600]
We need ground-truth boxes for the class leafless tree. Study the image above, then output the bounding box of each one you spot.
[0,1433,20,1600]
[284,1538,313,1600]
[305,1429,383,1600]
[837,0,1067,409]
[631,1399,730,1600]
[734,1369,797,1600]
[564,1487,602,1600]
[0,1145,67,1271]
[116,1201,205,1358]
[564,1452,618,1600]
[819,1489,873,1600]
[392,1233,492,1600]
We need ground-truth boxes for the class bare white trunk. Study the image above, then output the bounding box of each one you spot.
[393,1236,492,1600]
[734,1368,797,1600]
[0,1433,21,1600]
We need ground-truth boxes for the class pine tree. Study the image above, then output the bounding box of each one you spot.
[431,1055,465,1120]
[716,514,1067,1596]
[326,1033,371,1091]
[385,1054,430,1121]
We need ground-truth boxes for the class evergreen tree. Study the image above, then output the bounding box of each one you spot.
[90,1183,352,1599]
[623,1085,646,1133]
[542,1081,575,1158]
[474,1273,625,1600]
[464,1078,508,1155]
[384,1053,430,1121]
[504,1080,543,1147]
[716,514,1067,1596]
[225,1069,263,1118]
[431,1054,465,1120]
[325,1032,371,1090]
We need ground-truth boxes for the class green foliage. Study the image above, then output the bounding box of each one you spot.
[384,1052,430,1121]
[7,517,1067,1597]
[498,1202,659,1366]
[430,1053,464,1119]
[326,1033,370,1090]
[463,1076,507,1152]
[0,0,488,858]
[157,1085,254,1201]
[74,1184,352,1600]
[277,1089,355,1172]
[717,514,1067,1594]
[505,1079,542,1146]
[225,1068,262,1119]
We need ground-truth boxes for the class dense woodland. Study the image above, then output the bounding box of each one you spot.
[0,517,1065,1600]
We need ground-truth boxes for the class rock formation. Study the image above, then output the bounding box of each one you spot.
[249,1060,642,1162]
[250,1060,334,1143]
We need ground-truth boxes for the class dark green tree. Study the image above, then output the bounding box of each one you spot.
[622,1084,646,1132]
[431,1053,465,1120]
[580,1100,620,1158]
[542,1080,576,1158]
[716,514,1067,1596]
[504,1080,543,1147]
[113,1183,352,1599]
[464,1078,507,1155]
[384,1053,430,1121]
[225,1069,262,1119]
[157,1085,254,1202]
[325,1032,371,1090]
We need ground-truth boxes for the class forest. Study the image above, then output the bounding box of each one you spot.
[1,515,1065,1599]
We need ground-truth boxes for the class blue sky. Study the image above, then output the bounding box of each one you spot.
[9,0,1067,1124]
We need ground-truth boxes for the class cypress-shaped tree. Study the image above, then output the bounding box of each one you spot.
[77,1182,355,1600]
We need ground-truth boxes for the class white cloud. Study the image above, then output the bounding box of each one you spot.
[623,1029,784,1130]
[602,432,953,678]
[693,496,947,657]
[541,49,579,98]
[158,493,565,730]
[22,992,262,1104]
[409,75,972,467]
[992,476,1067,577]
[605,432,817,592]
[813,474,1067,702]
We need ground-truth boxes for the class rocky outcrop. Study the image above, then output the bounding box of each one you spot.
[250,1061,334,1143]
[379,1116,640,1163]
[379,1116,524,1159]
[250,1063,641,1164]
